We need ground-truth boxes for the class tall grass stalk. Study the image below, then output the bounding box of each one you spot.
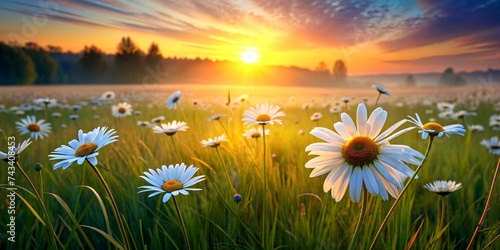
[466,157,500,250]
[170,136,183,162]
[215,147,235,193]
[370,136,435,249]
[172,196,191,250]
[86,159,130,250]
[261,123,269,249]
[348,188,367,250]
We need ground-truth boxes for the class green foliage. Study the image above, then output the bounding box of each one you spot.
[0,42,37,85]
[114,37,145,83]
[75,45,108,83]
[23,42,58,84]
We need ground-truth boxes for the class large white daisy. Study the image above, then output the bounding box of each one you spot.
[138,163,205,203]
[242,104,285,127]
[16,115,52,140]
[153,121,188,136]
[407,113,466,139]
[112,102,133,117]
[305,103,424,202]
[49,127,118,170]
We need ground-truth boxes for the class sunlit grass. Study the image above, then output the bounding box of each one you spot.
[0,85,499,249]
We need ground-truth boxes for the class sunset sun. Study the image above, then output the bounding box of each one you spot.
[241,50,259,64]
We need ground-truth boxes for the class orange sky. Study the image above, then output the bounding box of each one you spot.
[1,0,499,75]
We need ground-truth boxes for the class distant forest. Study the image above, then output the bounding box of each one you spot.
[1,37,499,86]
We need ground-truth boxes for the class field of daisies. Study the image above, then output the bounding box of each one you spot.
[1,84,500,250]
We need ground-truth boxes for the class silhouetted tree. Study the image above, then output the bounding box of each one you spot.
[439,67,466,86]
[333,59,347,83]
[23,42,58,84]
[405,74,416,86]
[145,42,163,68]
[315,61,330,74]
[75,45,107,83]
[114,37,144,83]
[0,42,37,85]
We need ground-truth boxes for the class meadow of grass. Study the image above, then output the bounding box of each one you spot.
[0,84,499,249]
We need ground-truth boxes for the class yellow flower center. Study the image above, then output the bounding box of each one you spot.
[118,107,126,114]
[27,123,41,132]
[162,180,183,192]
[343,136,379,167]
[491,145,500,150]
[251,132,261,138]
[256,114,271,122]
[423,122,445,133]
[172,97,179,103]
[75,143,98,157]
[106,94,112,98]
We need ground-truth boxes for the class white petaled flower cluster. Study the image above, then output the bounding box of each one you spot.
[242,104,285,127]
[407,113,466,140]
[305,103,424,202]
[153,121,188,136]
[201,134,227,147]
[112,102,133,117]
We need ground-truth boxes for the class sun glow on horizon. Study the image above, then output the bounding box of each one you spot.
[241,49,260,64]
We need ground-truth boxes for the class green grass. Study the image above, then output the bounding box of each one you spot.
[0,85,499,249]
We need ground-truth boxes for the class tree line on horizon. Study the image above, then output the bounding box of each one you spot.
[0,36,482,86]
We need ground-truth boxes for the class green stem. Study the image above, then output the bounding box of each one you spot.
[348,187,367,250]
[15,159,60,249]
[374,93,381,107]
[261,123,268,249]
[176,102,188,123]
[370,136,434,250]
[172,196,191,250]
[86,159,130,250]
[169,136,183,163]
[215,147,236,193]
[466,157,500,250]
[440,196,446,233]
[217,120,229,136]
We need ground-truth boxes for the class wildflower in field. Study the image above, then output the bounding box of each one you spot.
[342,97,351,104]
[137,121,151,127]
[70,105,81,111]
[310,112,322,122]
[138,163,205,203]
[489,114,500,130]
[153,121,188,136]
[437,102,455,112]
[201,134,227,147]
[93,115,100,120]
[151,116,165,124]
[237,94,249,103]
[112,102,133,118]
[99,91,116,101]
[242,104,285,127]
[52,112,61,118]
[69,114,78,120]
[243,127,270,139]
[233,193,242,203]
[305,103,424,202]
[0,138,31,160]
[468,124,484,132]
[372,84,391,96]
[424,180,462,196]
[407,113,466,139]
[481,136,500,155]
[298,129,305,135]
[329,106,341,114]
[166,90,183,109]
[135,111,141,116]
[208,113,226,121]
[33,98,57,107]
[49,127,118,170]
[438,111,454,119]
[16,115,52,140]
[302,103,310,110]
[452,110,476,120]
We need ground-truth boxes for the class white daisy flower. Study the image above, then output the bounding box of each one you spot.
[151,116,165,124]
[310,112,322,122]
[468,124,484,132]
[489,115,500,130]
[99,91,116,101]
[112,102,133,118]
[138,163,205,203]
[166,91,183,109]
[201,134,227,147]
[208,113,226,122]
[437,102,455,112]
[242,104,285,127]
[69,114,79,120]
[33,98,57,106]
[237,94,249,103]
[137,121,151,127]
[452,110,476,120]
[372,84,391,96]
[16,115,52,140]
[438,111,454,119]
[0,138,32,160]
[341,97,351,103]
[305,103,424,202]
[153,121,188,136]
[243,127,270,139]
[481,136,500,155]
[49,127,118,170]
[424,180,462,196]
[52,112,62,118]
[407,113,466,140]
